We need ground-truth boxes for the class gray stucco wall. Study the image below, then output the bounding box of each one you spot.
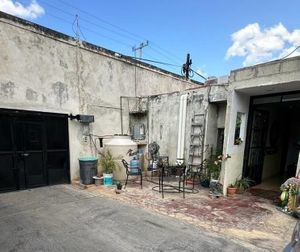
[0,12,198,179]
[147,89,208,165]
[221,56,300,193]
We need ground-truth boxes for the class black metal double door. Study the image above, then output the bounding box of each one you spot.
[0,112,69,192]
[15,120,46,189]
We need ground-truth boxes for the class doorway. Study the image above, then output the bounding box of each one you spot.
[0,109,70,192]
[244,92,300,189]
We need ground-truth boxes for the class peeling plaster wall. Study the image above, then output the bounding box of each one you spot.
[0,13,198,179]
[148,89,207,165]
[204,104,218,158]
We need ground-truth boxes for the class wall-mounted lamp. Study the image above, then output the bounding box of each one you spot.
[69,113,95,123]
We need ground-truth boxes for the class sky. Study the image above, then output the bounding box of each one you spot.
[1,0,300,82]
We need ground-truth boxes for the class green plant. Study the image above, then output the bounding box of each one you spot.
[207,158,221,180]
[116,181,122,190]
[207,154,230,180]
[228,183,236,188]
[234,177,254,191]
[99,149,118,174]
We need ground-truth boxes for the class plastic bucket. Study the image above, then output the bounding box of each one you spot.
[79,156,98,185]
[103,173,113,186]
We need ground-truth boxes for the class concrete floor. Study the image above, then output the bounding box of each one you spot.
[0,185,254,252]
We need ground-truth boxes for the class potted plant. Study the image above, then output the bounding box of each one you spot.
[227,183,238,196]
[115,181,123,194]
[207,153,231,182]
[235,177,254,193]
[207,157,221,182]
[99,149,118,186]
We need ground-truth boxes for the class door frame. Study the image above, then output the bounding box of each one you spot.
[243,91,300,182]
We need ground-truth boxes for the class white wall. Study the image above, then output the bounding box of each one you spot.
[220,91,250,192]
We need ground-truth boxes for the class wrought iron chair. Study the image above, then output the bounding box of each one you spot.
[121,159,142,189]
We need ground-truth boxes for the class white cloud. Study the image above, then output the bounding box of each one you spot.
[0,0,44,20]
[226,23,300,66]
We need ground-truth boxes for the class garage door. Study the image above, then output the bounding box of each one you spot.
[0,109,69,192]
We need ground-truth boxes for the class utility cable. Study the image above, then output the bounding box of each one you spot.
[41,0,186,68]
[281,45,300,60]
[190,68,207,80]
[40,0,139,44]
[49,0,145,42]
[45,12,132,48]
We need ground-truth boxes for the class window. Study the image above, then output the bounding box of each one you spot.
[234,112,246,145]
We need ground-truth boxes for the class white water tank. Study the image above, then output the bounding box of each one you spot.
[103,135,138,181]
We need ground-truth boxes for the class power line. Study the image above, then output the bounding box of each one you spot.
[45,12,132,48]
[39,0,208,80]
[281,45,300,60]
[39,0,139,43]
[50,0,145,42]
[190,68,207,80]
[43,12,185,72]
[131,56,181,67]
[41,0,188,70]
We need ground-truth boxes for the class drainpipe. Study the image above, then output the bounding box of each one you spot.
[177,95,183,163]
[177,94,188,165]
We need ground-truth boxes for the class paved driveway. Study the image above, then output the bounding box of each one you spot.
[0,185,252,252]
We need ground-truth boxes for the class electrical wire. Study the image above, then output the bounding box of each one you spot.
[132,57,181,67]
[40,0,139,44]
[56,0,199,70]
[46,0,144,42]
[39,0,209,81]
[45,12,132,48]
[41,0,192,72]
[281,45,300,60]
[190,68,207,80]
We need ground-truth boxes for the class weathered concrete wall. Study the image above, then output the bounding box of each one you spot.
[217,102,226,129]
[147,89,207,165]
[221,56,300,193]
[0,12,198,179]
[204,104,218,158]
[231,56,300,99]
[206,76,229,103]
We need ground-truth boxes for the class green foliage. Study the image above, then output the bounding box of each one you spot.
[116,181,122,190]
[99,149,118,174]
[228,183,236,188]
[205,151,231,181]
[207,157,221,180]
[234,177,254,191]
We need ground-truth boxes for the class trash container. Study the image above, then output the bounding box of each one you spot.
[79,157,98,185]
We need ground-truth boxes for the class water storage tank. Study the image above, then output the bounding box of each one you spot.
[104,135,138,181]
[130,156,140,174]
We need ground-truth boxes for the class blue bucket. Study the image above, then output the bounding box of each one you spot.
[103,174,113,186]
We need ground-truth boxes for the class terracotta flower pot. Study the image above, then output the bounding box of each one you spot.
[227,186,237,196]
